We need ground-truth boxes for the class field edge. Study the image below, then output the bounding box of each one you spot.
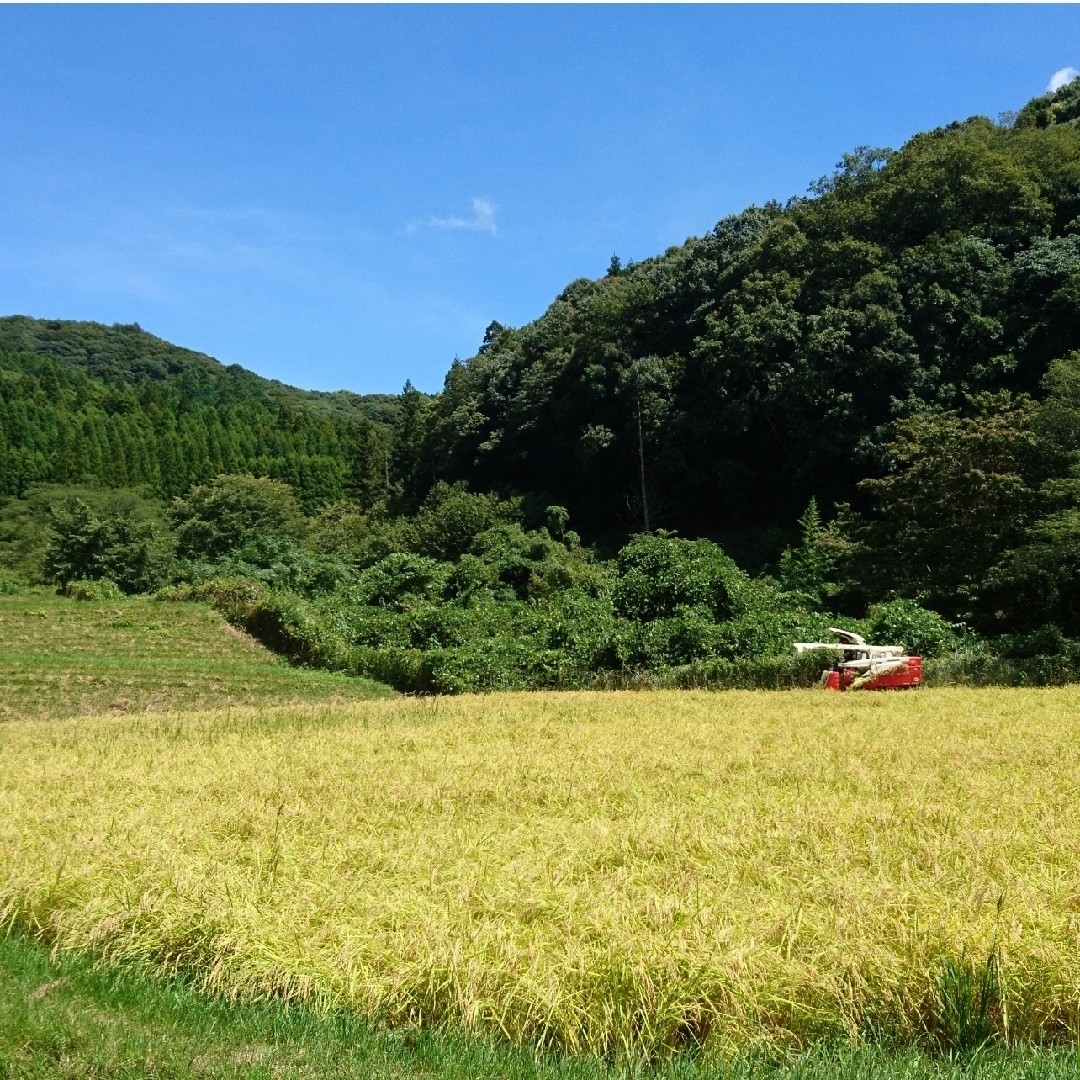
[5,930,1080,1080]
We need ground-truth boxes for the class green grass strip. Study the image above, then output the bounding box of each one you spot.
[3,933,1080,1080]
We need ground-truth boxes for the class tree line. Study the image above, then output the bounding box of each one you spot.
[3,79,1080,685]
[0,328,395,510]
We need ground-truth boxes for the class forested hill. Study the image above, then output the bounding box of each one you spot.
[5,80,1080,639]
[0,316,400,509]
[416,78,1080,546]
[0,316,401,426]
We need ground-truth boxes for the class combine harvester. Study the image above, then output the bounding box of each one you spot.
[795,628,923,691]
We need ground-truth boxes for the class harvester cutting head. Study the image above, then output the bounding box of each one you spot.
[794,629,923,691]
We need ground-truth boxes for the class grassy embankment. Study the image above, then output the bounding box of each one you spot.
[6,933,1080,1080]
[0,592,392,721]
[6,687,1080,1067]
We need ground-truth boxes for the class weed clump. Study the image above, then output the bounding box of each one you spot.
[64,578,125,601]
[929,951,1002,1057]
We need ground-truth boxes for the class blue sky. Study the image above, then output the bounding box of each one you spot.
[1,5,1076,394]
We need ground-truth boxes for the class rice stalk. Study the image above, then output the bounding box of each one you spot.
[3,688,1080,1060]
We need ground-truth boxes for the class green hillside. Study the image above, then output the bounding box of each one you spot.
[0,315,400,426]
[0,317,401,510]
[418,78,1080,547]
[3,80,1080,686]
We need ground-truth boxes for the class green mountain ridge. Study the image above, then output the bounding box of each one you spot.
[411,78,1080,545]
[0,316,397,509]
[5,77,1080,542]
[0,315,402,428]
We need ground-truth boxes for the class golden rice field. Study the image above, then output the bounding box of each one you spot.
[3,688,1080,1060]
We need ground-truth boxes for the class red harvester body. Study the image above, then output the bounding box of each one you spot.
[796,629,923,691]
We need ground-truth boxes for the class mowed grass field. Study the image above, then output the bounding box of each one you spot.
[0,593,392,720]
[5,688,1080,1063]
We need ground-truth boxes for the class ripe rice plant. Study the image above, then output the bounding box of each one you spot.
[3,688,1080,1061]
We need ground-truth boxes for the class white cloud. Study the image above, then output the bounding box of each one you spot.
[426,197,497,237]
[1048,67,1080,93]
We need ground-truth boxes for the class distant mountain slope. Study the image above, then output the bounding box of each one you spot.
[0,316,400,428]
[0,317,395,508]
[5,78,1080,545]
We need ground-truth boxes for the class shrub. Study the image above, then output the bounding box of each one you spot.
[65,578,125,601]
[408,482,517,562]
[776,498,841,606]
[171,475,305,560]
[866,599,960,658]
[996,623,1080,660]
[307,503,420,570]
[469,524,557,601]
[156,577,269,622]
[0,574,30,595]
[614,607,722,669]
[613,535,748,622]
[44,497,172,594]
[211,536,355,597]
[671,650,832,690]
[444,554,498,601]
[242,592,358,671]
[356,553,448,609]
[711,604,839,661]
[926,650,1080,687]
[545,504,570,539]
[347,645,432,693]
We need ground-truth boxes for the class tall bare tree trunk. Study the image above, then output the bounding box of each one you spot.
[637,401,650,533]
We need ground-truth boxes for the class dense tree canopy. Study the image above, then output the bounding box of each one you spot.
[0,319,399,509]
[420,81,1080,554]
[4,80,1080,686]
